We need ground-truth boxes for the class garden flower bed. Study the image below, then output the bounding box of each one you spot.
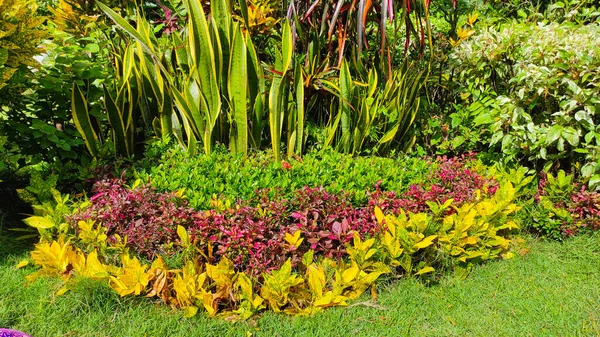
[20,155,524,318]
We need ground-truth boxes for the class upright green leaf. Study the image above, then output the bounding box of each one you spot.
[71,84,99,157]
[97,2,167,76]
[186,0,221,154]
[211,0,232,42]
[228,24,248,156]
[103,85,130,157]
[238,0,250,29]
[281,20,293,75]
[295,67,305,155]
[339,60,353,153]
[246,32,264,148]
[172,32,189,69]
[269,75,284,162]
[209,18,226,98]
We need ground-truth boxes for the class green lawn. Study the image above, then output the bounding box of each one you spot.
[1,229,599,337]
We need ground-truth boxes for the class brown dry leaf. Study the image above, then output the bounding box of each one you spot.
[370,284,378,301]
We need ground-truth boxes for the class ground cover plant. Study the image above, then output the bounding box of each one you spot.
[137,143,496,210]
[137,144,435,209]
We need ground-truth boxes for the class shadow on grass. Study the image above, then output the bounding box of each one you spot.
[0,199,37,263]
[0,226,35,264]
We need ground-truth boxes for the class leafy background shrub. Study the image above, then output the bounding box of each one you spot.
[1,12,113,163]
[485,0,599,23]
[422,21,600,188]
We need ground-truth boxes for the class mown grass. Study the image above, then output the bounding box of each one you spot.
[1,227,599,337]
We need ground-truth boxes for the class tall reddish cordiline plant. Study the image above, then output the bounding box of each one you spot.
[284,0,433,76]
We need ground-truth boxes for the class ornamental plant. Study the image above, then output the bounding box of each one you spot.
[22,178,522,319]
[65,153,500,276]
[450,22,600,187]
[189,187,382,277]
[374,179,520,279]
[0,0,46,90]
[68,178,196,258]
[63,179,383,276]
[532,170,600,238]
[369,154,498,215]
[138,146,433,209]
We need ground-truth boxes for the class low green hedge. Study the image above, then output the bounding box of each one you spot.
[136,145,435,209]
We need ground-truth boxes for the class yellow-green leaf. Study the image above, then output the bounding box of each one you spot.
[56,285,69,296]
[414,235,437,250]
[109,254,150,296]
[284,230,303,247]
[183,306,199,318]
[341,263,360,284]
[414,266,435,276]
[24,216,55,229]
[374,206,385,224]
[177,225,190,248]
[461,236,478,245]
[74,250,109,280]
[306,265,325,299]
[15,260,29,269]
[301,250,314,266]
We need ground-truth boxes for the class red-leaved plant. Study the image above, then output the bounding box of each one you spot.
[69,179,196,258]
[190,187,380,277]
[370,154,498,216]
[536,172,600,237]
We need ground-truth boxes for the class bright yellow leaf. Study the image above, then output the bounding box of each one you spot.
[414,235,437,250]
[341,262,360,284]
[374,206,385,224]
[414,266,435,276]
[15,259,29,269]
[24,216,55,229]
[74,250,109,280]
[284,230,304,247]
[260,259,303,312]
[109,254,150,296]
[461,236,478,245]
[77,220,107,249]
[306,264,326,299]
[28,237,81,282]
[177,225,190,248]
[313,291,348,308]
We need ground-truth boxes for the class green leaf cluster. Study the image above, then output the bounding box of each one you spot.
[450,22,600,188]
[81,0,264,159]
[136,146,433,209]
